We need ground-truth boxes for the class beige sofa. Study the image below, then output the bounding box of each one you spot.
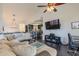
[0,34,57,56]
[0,39,36,56]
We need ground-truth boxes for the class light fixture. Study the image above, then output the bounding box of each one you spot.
[47,6,52,12]
[47,4,57,12]
[50,6,54,10]
[46,3,58,12]
[53,7,57,12]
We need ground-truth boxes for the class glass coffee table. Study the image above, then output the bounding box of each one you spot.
[31,41,44,49]
[30,41,57,56]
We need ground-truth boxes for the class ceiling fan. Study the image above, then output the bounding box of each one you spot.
[37,3,65,13]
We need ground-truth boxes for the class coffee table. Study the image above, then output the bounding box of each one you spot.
[31,41,57,56]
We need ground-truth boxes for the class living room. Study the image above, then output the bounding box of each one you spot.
[0,3,79,56]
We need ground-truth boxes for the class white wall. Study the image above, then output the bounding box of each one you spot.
[0,3,43,39]
[0,4,4,32]
[1,3,44,32]
[43,3,79,44]
[2,4,31,32]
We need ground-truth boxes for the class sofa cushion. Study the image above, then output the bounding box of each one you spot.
[12,44,36,56]
[0,43,12,51]
[0,34,6,40]
[5,39,20,47]
[0,39,9,44]
[0,48,16,56]
[4,34,15,41]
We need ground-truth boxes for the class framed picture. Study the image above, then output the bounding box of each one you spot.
[71,21,79,29]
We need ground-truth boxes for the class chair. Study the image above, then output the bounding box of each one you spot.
[67,33,79,56]
[45,33,61,47]
[30,31,37,43]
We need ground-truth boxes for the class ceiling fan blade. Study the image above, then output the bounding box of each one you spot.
[54,3,65,6]
[48,3,65,6]
[43,9,47,13]
[37,5,47,7]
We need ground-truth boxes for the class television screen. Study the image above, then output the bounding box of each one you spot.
[45,19,60,29]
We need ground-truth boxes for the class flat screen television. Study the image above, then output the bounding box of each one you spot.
[45,19,60,29]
